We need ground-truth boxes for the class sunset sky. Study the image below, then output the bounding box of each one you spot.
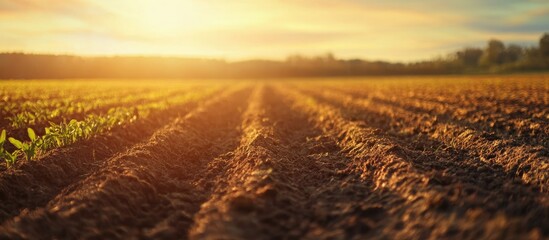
[0,0,547,61]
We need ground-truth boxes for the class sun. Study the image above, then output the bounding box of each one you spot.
[123,0,213,37]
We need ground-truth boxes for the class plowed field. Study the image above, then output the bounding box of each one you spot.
[0,75,547,239]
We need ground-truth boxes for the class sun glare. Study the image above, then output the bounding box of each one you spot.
[0,0,549,239]
[0,0,546,60]
[132,1,204,35]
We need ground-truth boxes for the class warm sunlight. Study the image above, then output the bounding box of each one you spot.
[112,0,215,35]
[1,0,546,61]
[1,0,548,239]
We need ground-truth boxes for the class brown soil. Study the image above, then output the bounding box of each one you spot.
[0,79,547,239]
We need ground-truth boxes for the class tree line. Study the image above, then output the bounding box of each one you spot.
[1,33,548,79]
[453,33,549,72]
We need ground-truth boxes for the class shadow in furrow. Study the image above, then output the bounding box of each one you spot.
[282,85,547,238]
[190,84,413,239]
[301,87,549,236]
[0,86,252,239]
[3,86,205,144]
[309,87,548,191]
[0,88,221,223]
[370,96,548,149]
[327,85,548,149]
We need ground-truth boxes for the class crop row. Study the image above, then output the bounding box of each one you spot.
[1,87,149,114]
[295,85,548,191]
[324,77,548,117]
[2,85,201,129]
[276,85,547,237]
[328,86,547,147]
[0,80,186,102]
[0,86,222,167]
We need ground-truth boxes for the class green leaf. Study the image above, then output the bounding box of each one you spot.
[27,128,36,141]
[5,151,17,166]
[0,130,5,143]
[8,137,23,149]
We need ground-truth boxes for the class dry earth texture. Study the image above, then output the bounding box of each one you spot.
[0,75,547,239]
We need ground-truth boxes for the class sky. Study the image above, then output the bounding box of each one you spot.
[0,0,547,62]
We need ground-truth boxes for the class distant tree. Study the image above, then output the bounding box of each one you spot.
[318,52,336,62]
[481,39,506,66]
[286,54,306,64]
[504,44,523,63]
[456,48,483,66]
[540,33,549,57]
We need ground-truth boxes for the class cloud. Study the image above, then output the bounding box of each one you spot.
[0,0,547,61]
[0,0,105,16]
[468,7,549,34]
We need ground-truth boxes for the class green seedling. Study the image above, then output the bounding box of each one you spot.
[1,130,18,167]
[0,86,213,169]
[0,130,10,164]
[0,130,5,147]
[8,128,40,161]
[28,127,37,141]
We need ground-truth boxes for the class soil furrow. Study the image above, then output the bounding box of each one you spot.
[0,85,251,239]
[0,87,157,130]
[268,85,409,239]
[406,94,548,119]
[0,87,224,222]
[280,85,548,239]
[326,84,548,148]
[0,77,546,239]
[299,87,549,231]
[311,87,549,192]
[190,85,397,239]
[190,85,294,238]
[2,85,206,145]
[190,85,319,239]
[327,76,548,114]
[370,94,548,149]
